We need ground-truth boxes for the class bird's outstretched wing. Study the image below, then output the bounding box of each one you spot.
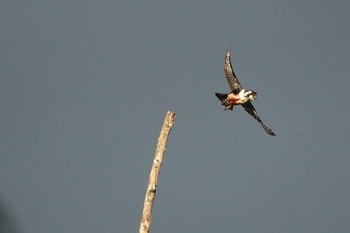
[224,50,242,94]
[241,102,276,136]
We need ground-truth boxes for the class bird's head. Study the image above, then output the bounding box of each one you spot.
[244,90,257,101]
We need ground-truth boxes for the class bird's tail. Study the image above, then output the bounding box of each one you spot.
[215,93,233,110]
[215,93,228,102]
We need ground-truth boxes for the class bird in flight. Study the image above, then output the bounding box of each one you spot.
[215,50,276,136]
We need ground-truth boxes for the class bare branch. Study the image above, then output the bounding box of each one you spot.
[139,111,176,233]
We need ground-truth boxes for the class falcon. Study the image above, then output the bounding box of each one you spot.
[215,50,276,136]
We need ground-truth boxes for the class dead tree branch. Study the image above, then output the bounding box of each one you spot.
[139,111,176,233]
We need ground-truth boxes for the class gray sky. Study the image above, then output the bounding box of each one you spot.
[1,1,349,232]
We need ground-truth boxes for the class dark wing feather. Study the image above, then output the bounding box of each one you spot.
[224,50,242,94]
[241,102,276,136]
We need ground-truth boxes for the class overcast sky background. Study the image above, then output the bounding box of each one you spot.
[1,1,349,233]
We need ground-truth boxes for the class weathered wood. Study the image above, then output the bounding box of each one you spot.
[139,111,176,233]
